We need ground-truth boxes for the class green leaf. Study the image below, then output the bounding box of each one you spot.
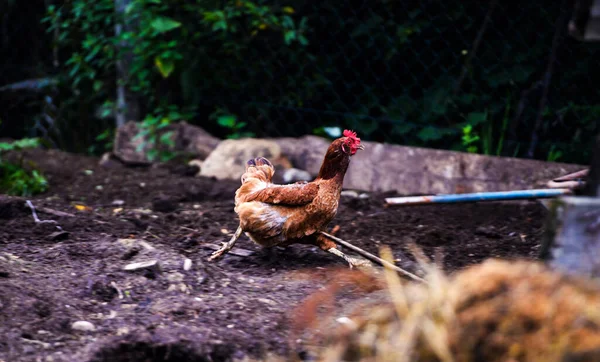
[211,20,227,32]
[160,131,175,147]
[298,35,309,46]
[150,17,182,33]
[283,30,296,45]
[147,149,159,162]
[154,56,175,78]
[217,114,237,128]
[93,80,103,92]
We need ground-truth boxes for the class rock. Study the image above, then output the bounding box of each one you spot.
[167,272,185,282]
[98,152,122,168]
[278,168,312,184]
[47,231,69,241]
[113,121,219,164]
[71,321,95,332]
[257,298,277,306]
[341,190,360,198]
[272,135,331,176]
[117,238,155,250]
[273,134,585,195]
[183,258,192,271]
[111,200,125,206]
[200,138,291,180]
[124,260,160,273]
[348,140,588,195]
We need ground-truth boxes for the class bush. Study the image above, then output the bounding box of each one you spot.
[0,136,48,197]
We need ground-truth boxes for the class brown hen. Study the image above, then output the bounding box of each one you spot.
[208,130,364,267]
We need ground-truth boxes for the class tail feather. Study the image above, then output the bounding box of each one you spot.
[241,157,275,184]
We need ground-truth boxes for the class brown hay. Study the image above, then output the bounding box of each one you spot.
[292,251,600,362]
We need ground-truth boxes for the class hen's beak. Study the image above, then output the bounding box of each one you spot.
[357,144,365,150]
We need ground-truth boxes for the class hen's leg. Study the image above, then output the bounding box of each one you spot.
[208,225,243,261]
[312,233,359,269]
[327,247,358,269]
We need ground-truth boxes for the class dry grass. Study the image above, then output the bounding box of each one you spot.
[290,247,600,362]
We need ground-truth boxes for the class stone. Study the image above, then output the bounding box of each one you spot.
[123,260,160,273]
[272,135,331,176]
[113,121,220,164]
[183,258,192,271]
[46,231,69,241]
[271,134,585,195]
[71,321,95,332]
[199,138,290,180]
[278,168,312,184]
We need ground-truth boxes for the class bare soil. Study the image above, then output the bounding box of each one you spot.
[0,148,547,362]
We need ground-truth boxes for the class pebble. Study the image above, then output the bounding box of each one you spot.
[183,258,192,271]
[71,321,95,332]
[341,190,359,198]
[257,298,277,306]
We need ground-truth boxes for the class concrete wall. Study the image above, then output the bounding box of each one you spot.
[275,136,585,195]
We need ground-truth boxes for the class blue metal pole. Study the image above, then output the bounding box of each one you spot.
[385,188,573,206]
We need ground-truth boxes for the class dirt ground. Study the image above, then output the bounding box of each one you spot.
[0,148,547,362]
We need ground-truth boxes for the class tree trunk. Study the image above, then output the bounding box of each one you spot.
[114,0,140,128]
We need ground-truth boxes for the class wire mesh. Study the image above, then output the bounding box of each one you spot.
[1,0,599,164]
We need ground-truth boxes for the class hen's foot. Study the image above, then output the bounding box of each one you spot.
[327,247,371,269]
[208,225,242,261]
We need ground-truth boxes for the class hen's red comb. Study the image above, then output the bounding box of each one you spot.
[343,129,359,141]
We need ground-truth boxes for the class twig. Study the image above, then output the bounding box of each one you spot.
[453,0,498,96]
[21,337,51,348]
[111,281,124,299]
[26,200,61,229]
[318,231,427,284]
[179,226,198,232]
[38,206,75,218]
[526,0,568,158]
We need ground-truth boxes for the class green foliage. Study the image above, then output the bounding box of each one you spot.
[43,0,310,156]
[133,107,188,162]
[88,128,115,156]
[461,124,480,154]
[210,108,255,139]
[0,134,48,197]
[37,1,600,164]
[546,145,563,162]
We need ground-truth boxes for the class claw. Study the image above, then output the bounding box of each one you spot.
[327,247,357,269]
[208,225,243,262]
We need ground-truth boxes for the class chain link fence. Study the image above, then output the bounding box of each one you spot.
[1,0,599,164]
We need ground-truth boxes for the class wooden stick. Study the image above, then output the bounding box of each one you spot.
[38,206,75,218]
[318,231,427,284]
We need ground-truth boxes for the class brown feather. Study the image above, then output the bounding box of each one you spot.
[233,136,358,249]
